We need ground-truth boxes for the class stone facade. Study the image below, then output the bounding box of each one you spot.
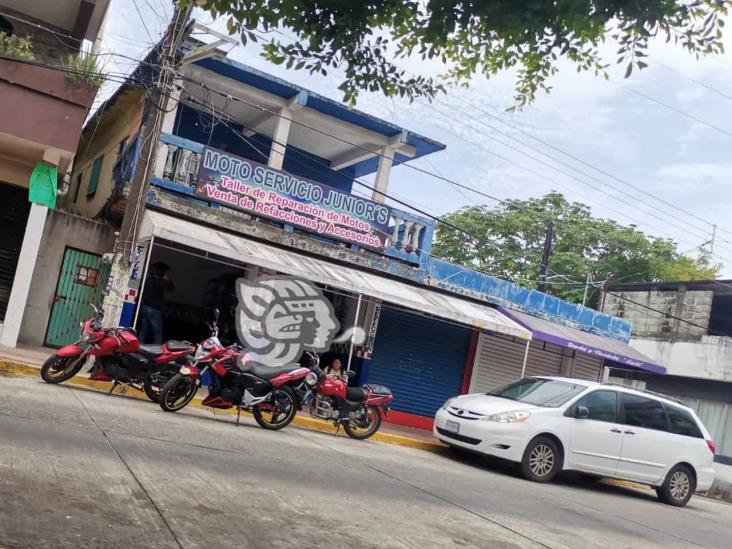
[603,287,712,341]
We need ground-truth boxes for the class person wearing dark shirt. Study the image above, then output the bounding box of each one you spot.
[139,262,174,344]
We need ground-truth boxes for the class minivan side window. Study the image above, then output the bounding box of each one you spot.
[573,390,618,422]
[664,404,703,438]
[621,393,669,431]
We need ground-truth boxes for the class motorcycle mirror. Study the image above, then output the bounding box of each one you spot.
[213,308,220,322]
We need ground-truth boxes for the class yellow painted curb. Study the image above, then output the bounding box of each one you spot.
[0,358,443,452]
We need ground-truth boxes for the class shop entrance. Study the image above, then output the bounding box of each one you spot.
[134,241,370,381]
[0,183,31,321]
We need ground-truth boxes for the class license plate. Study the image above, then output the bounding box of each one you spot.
[445,420,460,434]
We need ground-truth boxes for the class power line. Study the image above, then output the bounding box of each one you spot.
[131,0,155,43]
[651,58,732,102]
[449,94,728,239]
[416,98,721,247]
[604,291,724,335]
[172,64,732,262]
[78,37,732,257]
[166,51,732,268]
[408,99,732,263]
[625,85,732,140]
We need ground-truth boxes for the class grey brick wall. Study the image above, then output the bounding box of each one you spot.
[602,288,712,341]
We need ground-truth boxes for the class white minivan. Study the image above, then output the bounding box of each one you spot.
[433,377,716,506]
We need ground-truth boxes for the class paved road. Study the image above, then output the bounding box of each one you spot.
[1,374,730,549]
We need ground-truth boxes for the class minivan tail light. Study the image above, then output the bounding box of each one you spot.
[706,439,716,454]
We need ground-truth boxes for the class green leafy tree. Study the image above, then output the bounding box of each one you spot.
[185,0,727,107]
[432,193,719,306]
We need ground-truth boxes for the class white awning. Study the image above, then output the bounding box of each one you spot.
[140,211,531,340]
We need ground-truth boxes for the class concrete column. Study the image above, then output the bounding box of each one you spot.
[372,147,394,203]
[0,203,49,347]
[102,250,131,327]
[268,107,292,170]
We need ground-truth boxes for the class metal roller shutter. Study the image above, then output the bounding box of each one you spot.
[0,184,31,321]
[525,341,564,378]
[469,333,527,393]
[572,353,603,381]
[367,306,471,417]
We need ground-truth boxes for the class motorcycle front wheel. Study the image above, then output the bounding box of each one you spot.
[344,405,382,440]
[159,373,198,412]
[253,386,297,430]
[40,354,87,384]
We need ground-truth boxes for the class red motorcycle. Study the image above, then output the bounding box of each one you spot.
[40,304,194,402]
[300,352,393,440]
[160,348,309,430]
[157,317,240,413]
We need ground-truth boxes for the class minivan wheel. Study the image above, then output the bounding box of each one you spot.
[656,464,695,507]
[520,436,561,483]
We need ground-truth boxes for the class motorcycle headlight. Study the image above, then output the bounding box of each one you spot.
[441,397,456,411]
[482,411,531,423]
[305,371,318,387]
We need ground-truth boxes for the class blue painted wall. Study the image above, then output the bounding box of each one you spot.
[425,257,632,343]
[173,105,355,192]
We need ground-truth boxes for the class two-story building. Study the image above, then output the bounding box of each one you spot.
[10,30,665,431]
[0,1,111,346]
[603,280,732,498]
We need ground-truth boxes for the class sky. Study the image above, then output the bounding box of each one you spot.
[99,1,732,276]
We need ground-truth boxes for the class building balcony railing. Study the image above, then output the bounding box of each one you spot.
[148,133,434,265]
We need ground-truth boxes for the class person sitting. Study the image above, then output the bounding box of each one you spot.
[324,358,346,379]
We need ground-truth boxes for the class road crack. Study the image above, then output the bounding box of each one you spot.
[69,390,185,549]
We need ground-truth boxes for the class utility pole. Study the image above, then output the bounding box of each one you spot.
[103,3,193,324]
[599,273,613,312]
[537,221,554,293]
[582,272,592,307]
[710,224,717,257]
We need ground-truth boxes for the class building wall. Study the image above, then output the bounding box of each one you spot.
[630,336,732,381]
[603,288,712,341]
[0,59,97,157]
[18,210,116,346]
[64,90,144,219]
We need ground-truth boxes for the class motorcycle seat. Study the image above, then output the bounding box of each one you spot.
[248,362,301,380]
[346,387,366,402]
[165,340,191,352]
[139,344,163,356]
[365,384,392,397]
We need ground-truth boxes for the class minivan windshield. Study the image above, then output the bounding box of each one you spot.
[487,378,587,407]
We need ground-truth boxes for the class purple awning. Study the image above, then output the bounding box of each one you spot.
[498,307,666,375]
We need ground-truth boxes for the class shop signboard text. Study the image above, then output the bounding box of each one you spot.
[195,148,391,249]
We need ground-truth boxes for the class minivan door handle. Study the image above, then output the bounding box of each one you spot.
[624,430,635,435]
[610,428,622,433]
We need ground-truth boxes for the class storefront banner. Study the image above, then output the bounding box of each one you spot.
[195,147,391,249]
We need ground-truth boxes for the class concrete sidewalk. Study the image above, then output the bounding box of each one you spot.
[0,344,442,451]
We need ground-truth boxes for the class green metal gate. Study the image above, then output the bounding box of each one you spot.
[45,247,110,347]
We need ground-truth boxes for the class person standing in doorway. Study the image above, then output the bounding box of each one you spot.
[139,262,174,344]
[325,358,347,379]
